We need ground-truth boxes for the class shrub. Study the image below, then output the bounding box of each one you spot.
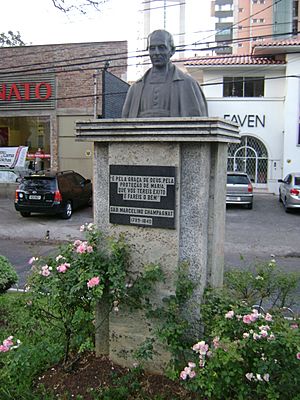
[25,223,164,368]
[0,255,18,294]
[179,260,300,400]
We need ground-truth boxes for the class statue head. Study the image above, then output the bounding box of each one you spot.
[147,30,176,69]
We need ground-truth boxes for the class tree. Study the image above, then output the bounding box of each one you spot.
[51,0,108,14]
[0,31,25,47]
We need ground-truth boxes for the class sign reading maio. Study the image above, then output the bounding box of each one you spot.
[109,165,176,229]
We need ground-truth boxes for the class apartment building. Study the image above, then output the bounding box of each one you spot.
[211,0,300,55]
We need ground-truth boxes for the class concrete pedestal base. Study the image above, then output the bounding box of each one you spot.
[76,117,239,371]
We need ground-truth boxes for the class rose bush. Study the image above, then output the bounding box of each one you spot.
[178,261,300,400]
[26,223,163,367]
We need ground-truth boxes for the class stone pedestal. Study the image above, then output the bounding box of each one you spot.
[76,117,239,370]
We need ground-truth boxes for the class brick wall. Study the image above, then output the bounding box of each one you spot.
[0,41,128,113]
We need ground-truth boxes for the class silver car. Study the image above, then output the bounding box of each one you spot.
[226,172,254,209]
[278,172,300,212]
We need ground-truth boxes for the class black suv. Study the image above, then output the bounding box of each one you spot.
[15,170,92,219]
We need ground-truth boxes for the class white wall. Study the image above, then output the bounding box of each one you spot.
[282,54,300,177]
[187,63,300,193]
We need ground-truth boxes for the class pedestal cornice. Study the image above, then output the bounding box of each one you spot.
[75,117,240,144]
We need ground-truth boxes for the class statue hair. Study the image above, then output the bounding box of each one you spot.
[146,30,175,51]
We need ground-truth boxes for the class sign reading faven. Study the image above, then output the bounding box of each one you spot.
[109,165,176,229]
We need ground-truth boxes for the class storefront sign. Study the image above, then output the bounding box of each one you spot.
[224,114,265,128]
[0,82,52,101]
[0,74,55,110]
[109,165,176,229]
[0,146,28,168]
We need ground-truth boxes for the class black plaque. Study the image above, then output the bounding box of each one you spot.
[109,165,176,229]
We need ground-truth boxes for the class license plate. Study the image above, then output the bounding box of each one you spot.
[29,195,41,200]
[226,196,240,201]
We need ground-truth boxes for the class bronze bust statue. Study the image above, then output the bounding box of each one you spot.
[122,29,208,118]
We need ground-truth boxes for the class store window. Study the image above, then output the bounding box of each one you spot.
[0,116,51,170]
[223,76,264,97]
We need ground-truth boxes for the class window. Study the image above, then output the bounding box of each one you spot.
[217,28,231,35]
[252,18,265,23]
[239,8,244,12]
[219,16,234,23]
[223,77,265,97]
[216,4,233,11]
[252,0,265,4]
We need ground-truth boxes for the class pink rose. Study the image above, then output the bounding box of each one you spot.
[180,370,187,380]
[3,336,13,347]
[189,370,196,378]
[225,310,234,319]
[243,315,252,324]
[41,265,51,276]
[296,352,300,360]
[86,245,93,253]
[265,313,273,322]
[57,265,67,273]
[87,276,100,288]
[0,345,10,352]
[213,336,220,349]
[192,341,209,355]
[28,256,38,265]
[76,243,87,253]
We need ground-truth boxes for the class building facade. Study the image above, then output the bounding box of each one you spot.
[185,36,300,194]
[211,0,300,55]
[0,41,127,180]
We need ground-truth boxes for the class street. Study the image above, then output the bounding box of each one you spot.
[225,193,300,272]
[0,193,300,290]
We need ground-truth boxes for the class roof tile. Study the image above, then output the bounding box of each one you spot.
[253,35,300,48]
[184,54,285,66]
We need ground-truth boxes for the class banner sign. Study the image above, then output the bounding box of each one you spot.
[109,165,176,229]
[0,146,28,168]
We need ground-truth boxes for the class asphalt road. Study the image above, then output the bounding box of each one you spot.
[1,193,300,291]
[225,193,300,271]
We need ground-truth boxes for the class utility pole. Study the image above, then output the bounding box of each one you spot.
[93,69,99,119]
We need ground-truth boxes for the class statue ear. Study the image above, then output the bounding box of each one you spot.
[170,47,176,57]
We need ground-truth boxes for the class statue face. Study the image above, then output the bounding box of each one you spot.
[148,32,174,68]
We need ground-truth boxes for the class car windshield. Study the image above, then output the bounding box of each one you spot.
[20,177,56,191]
[227,175,249,185]
[294,177,300,186]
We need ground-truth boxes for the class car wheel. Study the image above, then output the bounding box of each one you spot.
[20,211,31,217]
[246,203,253,210]
[283,198,291,213]
[278,192,282,203]
[61,201,73,219]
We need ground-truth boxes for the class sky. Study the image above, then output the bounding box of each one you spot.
[1,0,214,79]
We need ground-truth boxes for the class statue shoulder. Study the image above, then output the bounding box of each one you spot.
[172,65,198,84]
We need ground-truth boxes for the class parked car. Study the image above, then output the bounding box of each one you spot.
[15,170,92,219]
[278,172,300,212]
[0,168,31,183]
[226,172,253,209]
